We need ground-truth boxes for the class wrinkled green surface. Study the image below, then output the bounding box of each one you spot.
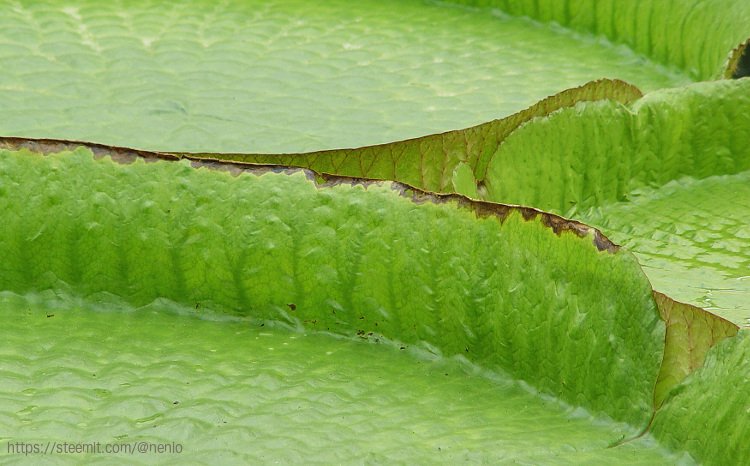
[2,0,750,464]
[0,148,665,428]
[212,77,750,326]
[443,0,750,79]
[0,291,690,465]
[0,0,688,153]
[206,79,643,194]
[480,79,750,325]
[485,80,750,214]
[652,332,750,466]
[585,172,750,326]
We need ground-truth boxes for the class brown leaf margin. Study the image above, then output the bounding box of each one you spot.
[0,135,618,252]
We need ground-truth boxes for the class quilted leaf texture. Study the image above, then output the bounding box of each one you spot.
[1,0,750,464]
[0,0,686,153]
[0,147,663,428]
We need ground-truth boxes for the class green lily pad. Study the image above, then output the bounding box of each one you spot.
[652,331,750,466]
[0,141,741,464]
[448,0,750,80]
[2,0,750,465]
[0,0,688,153]
[0,291,690,464]
[0,147,666,427]
[482,79,750,326]
[584,172,750,326]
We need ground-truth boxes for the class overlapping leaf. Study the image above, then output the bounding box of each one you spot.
[0,1,749,465]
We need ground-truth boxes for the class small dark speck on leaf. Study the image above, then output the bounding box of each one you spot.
[400,346,406,350]
[194,303,200,309]
[287,303,296,311]
[46,313,54,318]
[173,401,179,405]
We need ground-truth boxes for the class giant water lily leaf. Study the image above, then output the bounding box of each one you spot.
[184,77,750,414]
[445,0,750,80]
[0,0,688,153]
[2,0,750,464]
[0,146,665,428]
[239,78,750,325]
[481,79,750,326]
[583,171,750,327]
[187,78,750,327]
[195,79,643,193]
[651,332,750,466]
[0,292,687,464]
[0,141,744,464]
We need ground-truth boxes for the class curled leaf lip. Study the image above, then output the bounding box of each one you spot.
[0,134,619,253]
